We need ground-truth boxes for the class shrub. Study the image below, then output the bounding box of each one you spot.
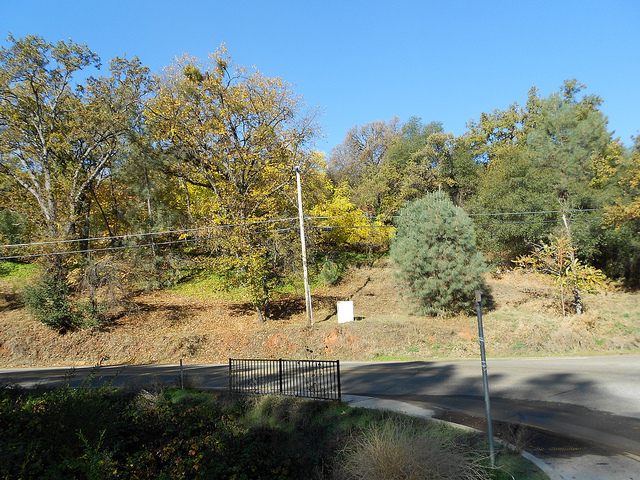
[335,418,489,480]
[320,258,341,286]
[390,191,486,315]
[514,235,606,315]
[23,271,80,332]
[0,209,30,245]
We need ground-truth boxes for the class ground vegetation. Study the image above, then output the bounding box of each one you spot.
[0,384,545,480]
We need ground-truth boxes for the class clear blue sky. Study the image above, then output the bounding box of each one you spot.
[3,0,639,154]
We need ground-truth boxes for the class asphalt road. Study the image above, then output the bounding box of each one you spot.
[2,355,639,457]
[339,356,640,457]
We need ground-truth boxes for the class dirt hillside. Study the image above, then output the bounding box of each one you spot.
[0,259,638,368]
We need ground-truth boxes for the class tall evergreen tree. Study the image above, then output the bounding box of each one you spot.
[466,80,621,267]
[390,191,486,315]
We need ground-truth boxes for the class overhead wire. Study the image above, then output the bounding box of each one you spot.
[0,216,300,249]
[468,208,597,217]
[0,236,207,261]
[0,209,601,261]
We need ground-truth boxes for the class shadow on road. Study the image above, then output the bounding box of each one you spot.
[339,360,640,458]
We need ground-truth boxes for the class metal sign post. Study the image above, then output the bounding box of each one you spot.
[475,290,495,467]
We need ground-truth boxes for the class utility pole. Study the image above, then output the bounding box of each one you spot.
[294,165,313,326]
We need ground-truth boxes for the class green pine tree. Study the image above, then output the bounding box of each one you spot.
[390,191,486,315]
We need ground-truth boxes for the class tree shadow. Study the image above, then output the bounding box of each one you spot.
[341,359,640,458]
[0,292,23,312]
[225,294,346,323]
[477,279,496,311]
[227,296,308,321]
[114,300,207,327]
[268,297,306,320]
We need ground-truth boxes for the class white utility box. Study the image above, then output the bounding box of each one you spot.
[337,301,354,323]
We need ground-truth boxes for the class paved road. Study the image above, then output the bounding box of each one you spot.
[2,355,639,456]
[340,356,640,455]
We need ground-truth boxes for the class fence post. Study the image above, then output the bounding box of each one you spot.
[279,359,283,395]
[336,360,341,401]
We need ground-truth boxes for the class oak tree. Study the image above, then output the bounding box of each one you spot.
[0,34,150,241]
[146,46,320,321]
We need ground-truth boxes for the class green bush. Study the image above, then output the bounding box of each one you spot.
[23,272,80,332]
[390,191,486,315]
[319,258,341,286]
[0,209,30,245]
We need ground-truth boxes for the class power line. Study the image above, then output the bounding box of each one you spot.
[473,220,561,226]
[0,208,599,250]
[0,209,602,261]
[309,224,395,230]
[0,217,300,250]
[0,226,213,250]
[0,236,208,261]
[472,213,601,227]
[468,208,597,217]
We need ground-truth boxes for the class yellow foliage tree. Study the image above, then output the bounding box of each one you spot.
[515,235,606,316]
[604,138,640,228]
[145,45,321,321]
[309,183,393,250]
[0,34,150,240]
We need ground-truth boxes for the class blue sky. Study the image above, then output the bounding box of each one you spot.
[3,0,639,154]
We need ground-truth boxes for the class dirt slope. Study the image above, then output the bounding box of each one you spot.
[0,260,638,368]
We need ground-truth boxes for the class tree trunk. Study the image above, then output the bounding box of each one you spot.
[79,196,92,258]
[574,289,584,315]
[255,305,267,323]
[562,206,583,315]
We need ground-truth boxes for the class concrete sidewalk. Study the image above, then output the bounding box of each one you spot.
[343,395,640,480]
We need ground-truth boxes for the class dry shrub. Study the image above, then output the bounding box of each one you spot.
[512,322,550,351]
[80,257,127,306]
[547,318,596,352]
[334,418,489,480]
[246,394,326,430]
[572,313,598,330]
[134,388,164,412]
[178,333,208,356]
[608,333,640,351]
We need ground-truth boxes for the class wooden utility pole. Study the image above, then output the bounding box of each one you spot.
[295,166,313,326]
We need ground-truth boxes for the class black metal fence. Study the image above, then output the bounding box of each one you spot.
[228,358,341,401]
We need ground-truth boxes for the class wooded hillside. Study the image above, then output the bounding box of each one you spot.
[1,34,638,331]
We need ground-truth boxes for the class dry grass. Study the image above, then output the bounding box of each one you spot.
[334,418,489,480]
[0,259,638,368]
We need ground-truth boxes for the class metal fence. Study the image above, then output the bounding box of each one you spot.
[228,358,341,401]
